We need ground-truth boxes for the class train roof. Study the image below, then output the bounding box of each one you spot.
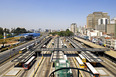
[25,56,35,64]
[85,62,99,74]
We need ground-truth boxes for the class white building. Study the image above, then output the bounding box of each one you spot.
[110,17,116,24]
[98,18,109,25]
[95,18,109,32]
[87,30,103,40]
[70,23,77,35]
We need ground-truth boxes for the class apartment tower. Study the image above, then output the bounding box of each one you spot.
[87,12,110,29]
[70,23,77,35]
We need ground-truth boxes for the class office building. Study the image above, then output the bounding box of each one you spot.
[107,19,116,37]
[95,18,109,33]
[70,23,77,35]
[87,12,110,29]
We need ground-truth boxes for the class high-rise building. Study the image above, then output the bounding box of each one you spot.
[110,17,116,24]
[70,23,77,35]
[107,18,116,37]
[95,18,109,33]
[87,12,110,29]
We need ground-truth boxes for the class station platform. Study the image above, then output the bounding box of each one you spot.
[81,51,103,63]
[74,37,116,59]
[95,67,115,77]
[4,68,22,77]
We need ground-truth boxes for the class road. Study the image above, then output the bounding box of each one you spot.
[0,36,116,77]
[31,36,54,77]
[0,36,44,64]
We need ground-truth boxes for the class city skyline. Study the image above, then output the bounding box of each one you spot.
[0,0,116,30]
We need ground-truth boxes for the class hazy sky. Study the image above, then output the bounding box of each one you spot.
[0,0,116,30]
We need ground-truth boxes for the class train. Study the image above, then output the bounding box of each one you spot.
[23,56,36,69]
[55,55,73,77]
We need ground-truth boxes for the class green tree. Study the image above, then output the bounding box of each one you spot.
[50,29,74,36]
[13,27,27,35]
[4,28,10,33]
[0,27,3,35]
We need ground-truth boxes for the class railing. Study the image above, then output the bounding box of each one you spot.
[35,48,109,52]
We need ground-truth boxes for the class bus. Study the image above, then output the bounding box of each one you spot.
[78,54,86,62]
[85,62,100,77]
[23,56,36,69]
[75,57,84,68]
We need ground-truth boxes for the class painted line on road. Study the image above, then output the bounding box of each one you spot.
[31,57,44,77]
[49,62,53,76]
[34,57,46,77]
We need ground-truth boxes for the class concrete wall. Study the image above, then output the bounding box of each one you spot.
[107,24,115,35]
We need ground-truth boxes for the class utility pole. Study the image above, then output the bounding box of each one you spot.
[3,28,6,47]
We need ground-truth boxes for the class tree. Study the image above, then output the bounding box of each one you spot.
[50,29,74,36]
[4,28,10,33]
[0,27,3,35]
[13,27,27,35]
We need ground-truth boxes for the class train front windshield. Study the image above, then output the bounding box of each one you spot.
[24,64,28,68]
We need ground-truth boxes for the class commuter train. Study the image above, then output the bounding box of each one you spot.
[23,56,36,69]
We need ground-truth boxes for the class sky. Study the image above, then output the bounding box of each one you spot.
[0,0,116,30]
